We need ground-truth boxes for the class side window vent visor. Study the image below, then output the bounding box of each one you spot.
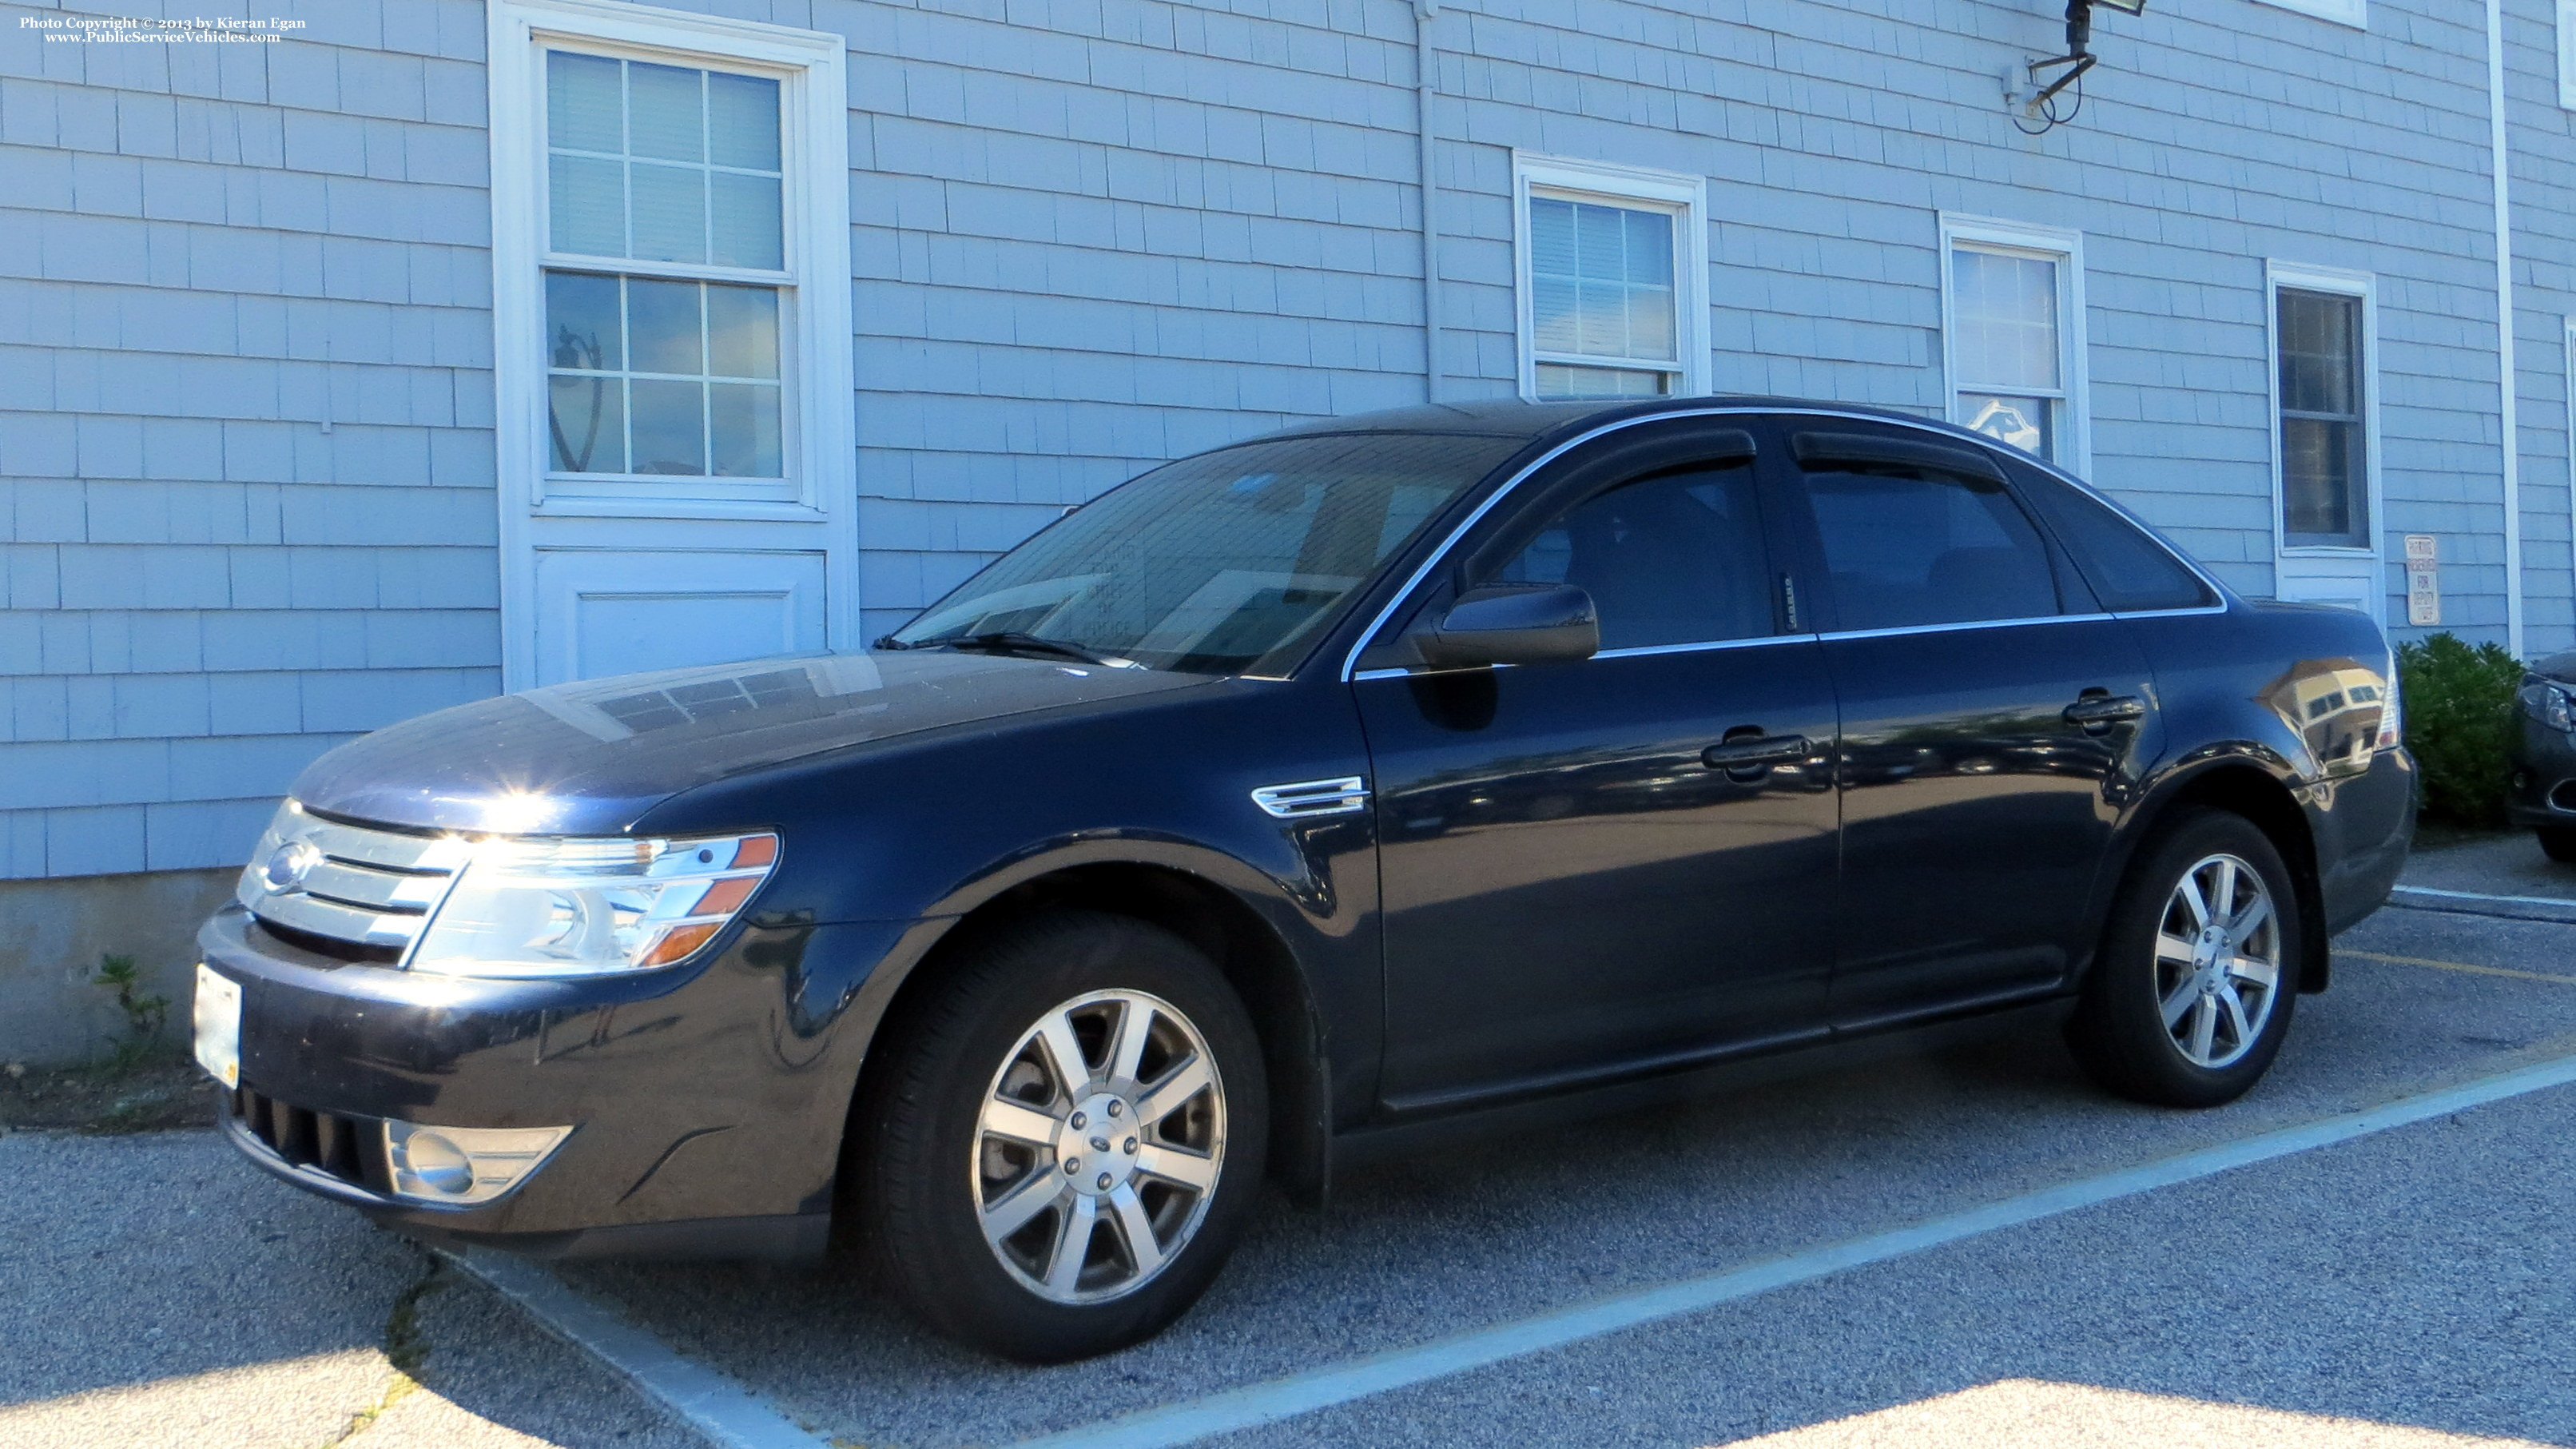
[1791,431,2007,484]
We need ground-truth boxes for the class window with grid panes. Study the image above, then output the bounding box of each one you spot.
[1950,245,2066,463]
[543,51,792,497]
[1528,195,1683,399]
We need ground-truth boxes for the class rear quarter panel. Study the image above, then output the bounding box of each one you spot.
[2121,601,2414,946]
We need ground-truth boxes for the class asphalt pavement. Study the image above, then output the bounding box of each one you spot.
[7,831,2576,1448]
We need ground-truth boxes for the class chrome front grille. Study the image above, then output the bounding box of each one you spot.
[238,801,471,959]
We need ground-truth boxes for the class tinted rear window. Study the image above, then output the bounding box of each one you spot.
[2015,471,2217,612]
[1796,462,2063,631]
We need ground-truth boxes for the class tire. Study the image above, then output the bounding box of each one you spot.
[2539,827,2576,864]
[2066,809,2303,1109]
[853,910,1268,1362]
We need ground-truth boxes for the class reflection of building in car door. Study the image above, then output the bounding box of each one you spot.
[1358,423,1843,1111]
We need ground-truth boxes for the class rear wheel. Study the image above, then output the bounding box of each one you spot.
[2068,810,2302,1108]
[855,911,1266,1362]
[2538,826,2576,864]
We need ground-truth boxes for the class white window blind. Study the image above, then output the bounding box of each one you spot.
[1529,197,1679,398]
[547,52,783,269]
[1950,246,2063,460]
[1513,155,1705,401]
[542,50,793,497]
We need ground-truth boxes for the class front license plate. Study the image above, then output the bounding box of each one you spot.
[193,963,241,1089]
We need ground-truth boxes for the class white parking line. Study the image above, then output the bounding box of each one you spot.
[445,1246,832,1449]
[1007,1051,2576,1449]
[2393,884,2576,911]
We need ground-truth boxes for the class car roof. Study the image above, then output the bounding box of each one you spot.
[1246,394,1979,450]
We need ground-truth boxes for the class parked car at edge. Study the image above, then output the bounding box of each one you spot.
[2510,651,2576,860]
[193,397,2415,1361]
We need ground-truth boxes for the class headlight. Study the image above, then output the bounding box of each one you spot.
[2521,679,2576,734]
[409,832,779,978]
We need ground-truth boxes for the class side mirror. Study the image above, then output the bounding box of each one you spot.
[1417,585,1600,669]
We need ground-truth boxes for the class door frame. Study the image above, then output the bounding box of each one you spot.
[2265,260,2385,622]
[486,0,857,691]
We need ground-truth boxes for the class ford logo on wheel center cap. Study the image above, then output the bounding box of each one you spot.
[261,839,323,893]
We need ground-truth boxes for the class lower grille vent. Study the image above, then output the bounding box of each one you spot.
[233,1086,387,1194]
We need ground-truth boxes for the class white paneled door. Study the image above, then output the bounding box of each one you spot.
[534,549,827,683]
[490,2,856,690]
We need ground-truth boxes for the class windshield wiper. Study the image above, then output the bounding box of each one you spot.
[884,631,1135,667]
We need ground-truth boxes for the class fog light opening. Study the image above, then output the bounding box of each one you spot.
[384,1121,574,1206]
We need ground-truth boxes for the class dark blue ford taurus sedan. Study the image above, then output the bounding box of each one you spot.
[194,397,2414,1359]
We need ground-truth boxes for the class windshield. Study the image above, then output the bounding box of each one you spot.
[888,432,1525,674]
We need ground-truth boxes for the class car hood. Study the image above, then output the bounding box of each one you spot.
[2532,649,2576,686]
[290,650,1210,835]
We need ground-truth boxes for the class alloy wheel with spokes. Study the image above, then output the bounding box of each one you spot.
[2152,852,2282,1069]
[973,989,1226,1304]
[854,910,1268,1361]
[2067,808,2304,1109]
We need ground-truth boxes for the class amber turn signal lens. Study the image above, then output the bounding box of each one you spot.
[638,922,723,967]
[730,834,779,870]
[690,874,758,918]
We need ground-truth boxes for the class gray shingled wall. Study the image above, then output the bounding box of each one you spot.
[0,0,497,877]
[2,0,2570,882]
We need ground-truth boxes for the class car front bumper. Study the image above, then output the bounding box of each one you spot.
[2506,715,2576,830]
[196,904,912,1260]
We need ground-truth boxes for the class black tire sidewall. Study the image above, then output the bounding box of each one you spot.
[2538,827,2576,863]
[2070,810,2304,1109]
[858,911,1269,1362]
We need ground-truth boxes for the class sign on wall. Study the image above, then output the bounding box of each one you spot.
[2404,535,2440,627]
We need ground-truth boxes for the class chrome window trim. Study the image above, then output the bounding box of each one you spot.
[1593,634,1821,660]
[1353,632,1820,681]
[1334,403,2231,683]
[2110,603,2232,620]
[1815,611,2117,644]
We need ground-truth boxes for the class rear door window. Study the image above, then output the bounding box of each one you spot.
[1787,436,2065,631]
[2008,464,2219,612]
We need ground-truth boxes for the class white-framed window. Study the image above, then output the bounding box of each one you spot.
[2560,0,2576,108]
[488,0,853,519]
[2267,262,2380,555]
[2256,0,2366,29]
[1939,215,2089,472]
[1512,154,1707,400]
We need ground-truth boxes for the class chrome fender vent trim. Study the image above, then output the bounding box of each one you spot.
[1251,777,1369,818]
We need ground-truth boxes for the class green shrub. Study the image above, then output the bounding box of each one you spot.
[2396,632,2524,829]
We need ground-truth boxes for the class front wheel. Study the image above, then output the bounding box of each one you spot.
[2067,810,2303,1108]
[2538,826,2576,864]
[854,911,1267,1362]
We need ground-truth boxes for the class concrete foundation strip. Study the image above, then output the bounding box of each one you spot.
[441,1042,2576,1449]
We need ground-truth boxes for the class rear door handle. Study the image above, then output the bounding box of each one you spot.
[2063,693,2146,730]
[1702,733,1813,774]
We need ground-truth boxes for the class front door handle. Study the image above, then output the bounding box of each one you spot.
[2063,692,2146,731]
[1702,732,1813,778]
